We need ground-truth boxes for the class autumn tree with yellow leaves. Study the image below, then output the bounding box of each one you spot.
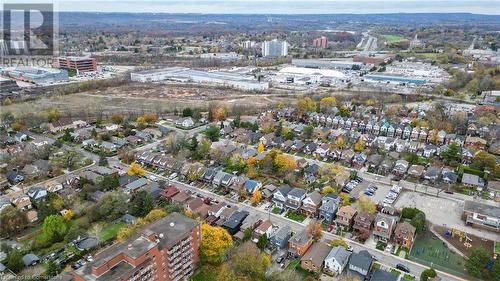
[257,143,265,153]
[336,136,346,149]
[297,96,317,117]
[201,223,233,264]
[251,190,262,205]
[356,196,377,214]
[127,162,146,177]
[354,139,365,152]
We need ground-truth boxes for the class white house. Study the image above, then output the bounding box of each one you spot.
[324,246,351,275]
[176,117,195,128]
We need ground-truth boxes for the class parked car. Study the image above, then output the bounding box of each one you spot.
[276,254,286,264]
[396,263,410,273]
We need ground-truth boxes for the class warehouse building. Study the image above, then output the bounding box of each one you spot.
[130,67,268,91]
[276,66,346,85]
[2,67,68,84]
[292,59,364,70]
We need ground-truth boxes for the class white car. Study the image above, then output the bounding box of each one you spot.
[169,173,178,180]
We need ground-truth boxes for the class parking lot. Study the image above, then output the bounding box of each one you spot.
[346,178,395,205]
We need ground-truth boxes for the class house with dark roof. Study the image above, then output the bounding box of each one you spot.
[335,205,357,230]
[462,200,500,233]
[22,253,40,266]
[27,186,48,201]
[288,230,313,257]
[270,225,292,249]
[244,179,262,195]
[286,188,306,210]
[353,212,375,233]
[222,210,249,235]
[370,269,398,281]
[273,185,292,209]
[319,194,341,224]
[301,191,322,217]
[300,242,331,272]
[394,222,416,249]
[348,250,373,279]
[373,213,399,242]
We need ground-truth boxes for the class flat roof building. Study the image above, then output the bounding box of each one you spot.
[73,212,200,281]
[130,67,268,91]
[2,67,68,85]
[55,56,97,73]
[262,39,288,57]
[463,200,500,233]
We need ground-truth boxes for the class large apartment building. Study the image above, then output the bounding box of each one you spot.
[55,56,97,73]
[73,212,200,281]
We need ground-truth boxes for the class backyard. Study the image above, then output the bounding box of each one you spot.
[434,225,495,257]
[409,230,469,278]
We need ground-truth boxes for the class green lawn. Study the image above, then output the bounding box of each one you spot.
[191,266,217,281]
[271,207,282,214]
[285,260,300,270]
[372,262,381,270]
[495,242,500,254]
[285,211,306,222]
[391,268,401,276]
[100,222,127,241]
[404,273,416,280]
[382,34,407,43]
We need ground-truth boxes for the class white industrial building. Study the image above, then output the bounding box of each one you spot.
[130,67,268,91]
[262,39,288,57]
[276,66,346,85]
[292,59,365,70]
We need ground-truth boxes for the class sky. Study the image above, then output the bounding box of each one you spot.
[4,0,500,15]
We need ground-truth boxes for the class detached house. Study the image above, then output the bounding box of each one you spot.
[300,242,331,273]
[353,212,375,233]
[286,188,307,210]
[373,213,399,242]
[288,230,313,257]
[273,185,292,209]
[348,250,373,279]
[270,225,292,249]
[301,191,322,217]
[324,246,351,275]
[335,205,357,230]
[394,222,416,249]
[319,194,341,223]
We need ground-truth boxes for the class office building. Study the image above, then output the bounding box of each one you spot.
[55,56,97,73]
[242,40,256,49]
[313,36,328,48]
[73,212,201,281]
[262,39,288,57]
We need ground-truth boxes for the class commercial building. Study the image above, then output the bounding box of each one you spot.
[130,67,268,91]
[73,212,201,281]
[462,200,500,233]
[55,56,97,73]
[199,52,243,61]
[2,67,68,84]
[363,74,426,85]
[276,66,346,85]
[292,59,364,70]
[262,39,288,57]
[242,40,256,49]
[313,36,328,48]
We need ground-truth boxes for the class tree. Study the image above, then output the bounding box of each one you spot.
[41,215,68,243]
[144,209,167,223]
[0,206,28,237]
[330,239,348,249]
[338,105,350,117]
[182,107,193,117]
[204,125,221,141]
[200,223,233,264]
[195,139,211,160]
[127,162,146,176]
[129,190,154,217]
[320,96,337,112]
[251,190,262,205]
[297,97,317,116]
[231,242,266,280]
[322,186,335,194]
[94,192,128,221]
[111,113,124,124]
[5,248,24,273]
[307,220,323,241]
[63,209,74,220]
[336,136,346,149]
[98,155,108,166]
[243,228,253,241]
[257,234,268,250]
[465,247,492,278]
[411,212,426,232]
[354,139,365,152]
[213,107,228,121]
[257,142,265,153]
[274,154,297,174]
[356,196,377,214]
[471,151,496,171]
[117,226,135,242]
[442,142,461,166]
[262,254,271,268]
[420,268,437,281]
[2,97,12,106]
[97,174,119,191]
[45,260,59,277]
[339,192,350,206]
[136,116,146,127]
[303,125,314,139]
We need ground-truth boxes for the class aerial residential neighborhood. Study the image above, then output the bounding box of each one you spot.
[0,1,499,281]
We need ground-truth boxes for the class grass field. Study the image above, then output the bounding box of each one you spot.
[191,266,217,281]
[409,232,468,278]
[382,34,408,43]
[100,222,127,241]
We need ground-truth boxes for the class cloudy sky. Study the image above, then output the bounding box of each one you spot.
[6,0,500,14]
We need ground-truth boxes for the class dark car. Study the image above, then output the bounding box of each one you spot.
[276,254,286,263]
[396,263,410,273]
